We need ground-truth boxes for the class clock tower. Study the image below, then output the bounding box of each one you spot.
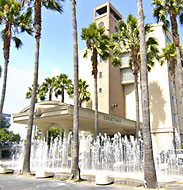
[93,2,125,117]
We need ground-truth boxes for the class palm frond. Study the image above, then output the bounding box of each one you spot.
[42,0,64,13]
[12,36,23,49]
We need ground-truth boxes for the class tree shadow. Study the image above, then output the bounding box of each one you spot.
[149,81,166,130]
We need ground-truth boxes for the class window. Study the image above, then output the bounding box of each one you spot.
[170,80,174,89]
[96,6,107,17]
[110,7,121,21]
[115,26,118,33]
[120,68,133,83]
[121,53,130,67]
[100,56,102,63]
[98,22,104,28]
[172,96,175,106]
[99,72,102,78]
[166,35,171,43]
[173,113,177,124]
[99,88,102,93]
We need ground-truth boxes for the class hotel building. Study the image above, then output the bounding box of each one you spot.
[79,2,183,152]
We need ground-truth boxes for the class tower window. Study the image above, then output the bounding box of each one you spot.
[115,26,118,33]
[99,88,102,93]
[100,56,103,63]
[96,6,107,16]
[166,35,171,43]
[173,113,177,124]
[170,80,174,89]
[110,7,121,21]
[99,72,102,78]
[98,22,104,28]
[172,96,176,106]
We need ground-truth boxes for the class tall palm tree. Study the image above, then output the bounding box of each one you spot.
[0,0,32,114]
[22,0,64,175]
[42,77,56,101]
[160,42,182,148]
[70,0,80,180]
[81,22,111,139]
[26,84,46,102]
[54,73,72,102]
[152,0,183,128]
[112,15,159,139]
[68,79,90,107]
[137,0,157,188]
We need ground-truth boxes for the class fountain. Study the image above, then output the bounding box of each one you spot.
[4,132,183,182]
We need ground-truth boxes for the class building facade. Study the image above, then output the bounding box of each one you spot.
[79,2,183,152]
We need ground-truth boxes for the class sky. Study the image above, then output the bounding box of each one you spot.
[0,0,182,139]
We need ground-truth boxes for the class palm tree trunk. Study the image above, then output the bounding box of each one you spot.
[0,22,11,114]
[175,46,183,144]
[70,0,80,180]
[137,0,157,188]
[171,66,181,149]
[49,90,52,101]
[79,100,82,107]
[61,86,64,102]
[132,46,140,139]
[134,74,140,139]
[22,0,41,175]
[170,11,183,142]
[94,77,98,139]
[93,48,98,139]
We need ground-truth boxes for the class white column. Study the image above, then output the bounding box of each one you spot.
[36,123,52,141]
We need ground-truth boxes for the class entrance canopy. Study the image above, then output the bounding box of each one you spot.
[13,101,136,136]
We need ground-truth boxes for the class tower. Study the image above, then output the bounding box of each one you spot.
[79,2,125,117]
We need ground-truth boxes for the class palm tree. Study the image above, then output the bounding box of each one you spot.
[70,0,80,180]
[137,0,157,188]
[0,0,32,114]
[68,79,90,107]
[54,73,72,102]
[22,0,64,175]
[160,42,182,148]
[42,77,56,101]
[26,84,46,102]
[112,15,159,139]
[152,0,183,127]
[81,22,111,139]
[78,79,90,107]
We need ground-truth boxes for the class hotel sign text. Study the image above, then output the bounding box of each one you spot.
[103,116,122,123]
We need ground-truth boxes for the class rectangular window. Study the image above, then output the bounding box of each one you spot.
[100,56,102,63]
[166,35,171,43]
[99,72,102,78]
[121,53,130,67]
[173,113,177,124]
[121,68,133,83]
[99,88,102,93]
[172,96,175,106]
[170,80,174,89]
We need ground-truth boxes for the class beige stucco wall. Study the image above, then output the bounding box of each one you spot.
[123,24,176,151]
[148,24,173,133]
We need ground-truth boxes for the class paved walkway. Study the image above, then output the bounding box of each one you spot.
[0,174,136,190]
[1,174,183,190]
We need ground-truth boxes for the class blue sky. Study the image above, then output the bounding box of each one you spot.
[0,0,182,138]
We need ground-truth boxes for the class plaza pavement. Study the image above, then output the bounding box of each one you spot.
[0,174,135,190]
[0,174,183,190]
